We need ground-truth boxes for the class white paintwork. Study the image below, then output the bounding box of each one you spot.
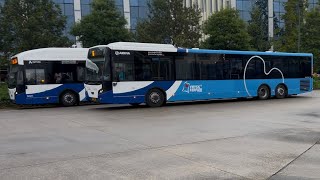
[91,42,178,53]
[79,88,86,101]
[113,81,154,94]
[243,56,284,97]
[8,88,16,100]
[166,81,182,100]
[26,84,62,95]
[84,84,102,98]
[12,48,89,65]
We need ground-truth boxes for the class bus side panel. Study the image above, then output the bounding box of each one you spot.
[98,78,311,104]
[106,81,175,104]
[17,83,86,105]
[168,79,307,102]
[237,79,302,97]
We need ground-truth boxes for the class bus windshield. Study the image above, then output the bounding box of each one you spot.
[86,47,111,84]
[8,65,23,89]
[86,58,104,83]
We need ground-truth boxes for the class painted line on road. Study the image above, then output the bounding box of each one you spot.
[267,139,320,179]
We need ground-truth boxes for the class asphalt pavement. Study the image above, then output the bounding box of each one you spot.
[0,91,320,180]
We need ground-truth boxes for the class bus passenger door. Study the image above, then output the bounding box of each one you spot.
[25,68,57,103]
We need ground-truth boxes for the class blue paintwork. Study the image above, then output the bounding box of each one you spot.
[13,83,87,105]
[97,49,313,105]
[98,78,312,104]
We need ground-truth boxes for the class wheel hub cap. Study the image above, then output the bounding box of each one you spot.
[150,92,160,104]
[65,95,73,103]
[278,88,284,96]
[259,89,267,98]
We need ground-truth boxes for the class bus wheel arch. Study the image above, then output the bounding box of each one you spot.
[275,83,288,99]
[59,90,79,106]
[145,88,167,107]
[257,84,271,100]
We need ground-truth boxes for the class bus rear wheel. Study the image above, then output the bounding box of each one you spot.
[60,91,78,106]
[257,85,270,100]
[146,89,165,107]
[275,84,287,99]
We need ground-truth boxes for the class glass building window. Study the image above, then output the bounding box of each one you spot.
[53,0,76,41]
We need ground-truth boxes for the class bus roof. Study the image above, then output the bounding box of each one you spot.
[90,42,313,57]
[91,42,177,52]
[12,48,89,65]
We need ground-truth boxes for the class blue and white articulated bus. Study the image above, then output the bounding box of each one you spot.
[86,42,313,107]
[8,48,90,106]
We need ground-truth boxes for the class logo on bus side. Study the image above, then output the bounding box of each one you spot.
[28,61,41,64]
[115,51,130,56]
[182,82,203,93]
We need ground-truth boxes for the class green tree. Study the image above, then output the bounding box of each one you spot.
[247,0,280,51]
[136,0,201,48]
[71,0,131,47]
[248,6,270,51]
[0,0,70,67]
[275,0,307,52]
[202,8,250,50]
[302,1,320,72]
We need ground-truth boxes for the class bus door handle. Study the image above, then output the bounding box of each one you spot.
[113,82,117,86]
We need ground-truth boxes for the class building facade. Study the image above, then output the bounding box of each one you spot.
[52,0,148,44]
[185,0,236,23]
[236,0,319,27]
[0,0,318,43]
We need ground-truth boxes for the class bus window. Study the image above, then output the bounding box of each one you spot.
[300,57,312,77]
[133,51,174,81]
[226,55,243,79]
[175,53,196,80]
[151,56,174,81]
[77,66,85,82]
[288,57,300,78]
[26,69,45,84]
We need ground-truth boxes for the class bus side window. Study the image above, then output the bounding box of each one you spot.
[175,53,196,80]
[77,66,85,82]
[25,69,45,85]
[25,69,36,85]
[17,70,24,85]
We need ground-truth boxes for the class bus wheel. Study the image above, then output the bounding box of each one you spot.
[60,91,78,106]
[275,84,287,99]
[146,89,165,107]
[257,85,270,100]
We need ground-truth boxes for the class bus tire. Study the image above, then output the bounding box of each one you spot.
[257,85,270,100]
[146,89,165,107]
[60,91,78,106]
[275,84,287,99]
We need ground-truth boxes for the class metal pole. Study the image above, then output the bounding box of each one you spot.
[268,0,274,51]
